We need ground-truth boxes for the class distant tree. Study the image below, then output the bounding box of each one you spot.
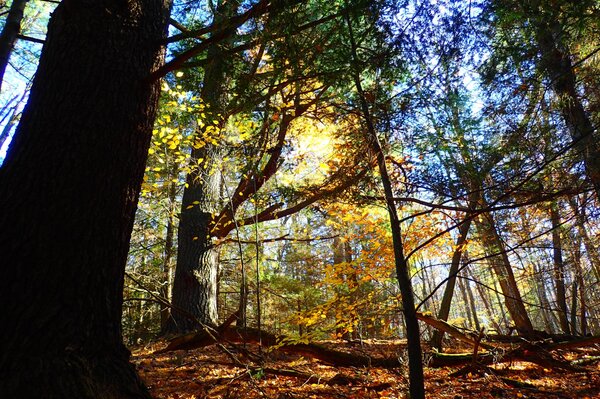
[0,0,28,93]
[0,0,171,397]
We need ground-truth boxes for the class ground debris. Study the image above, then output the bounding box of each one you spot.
[132,339,600,399]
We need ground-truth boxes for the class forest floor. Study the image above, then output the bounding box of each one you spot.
[133,339,600,399]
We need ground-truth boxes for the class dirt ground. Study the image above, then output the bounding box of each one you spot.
[133,339,600,399]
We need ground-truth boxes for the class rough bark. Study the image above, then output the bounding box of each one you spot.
[168,0,237,332]
[170,153,221,330]
[0,0,28,94]
[0,0,171,397]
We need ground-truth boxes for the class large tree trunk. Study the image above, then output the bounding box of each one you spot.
[0,0,28,94]
[169,156,221,330]
[168,0,237,332]
[0,1,171,397]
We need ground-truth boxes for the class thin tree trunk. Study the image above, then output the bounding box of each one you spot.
[431,218,471,349]
[0,0,28,94]
[459,272,480,332]
[550,201,570,334]
[570,281,578,335]
[532,261,557,333]
[345,13,424,399]
[160,164,178,334]
[571,232,587,336]
[457,276,474,329]
[469,268,502,333]
[237,239,250,328]
[344,240,359,340]
[333,235,350,339]
[0,0,171,396]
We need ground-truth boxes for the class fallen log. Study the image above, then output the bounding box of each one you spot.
[416,312,498,351]
[156,323,402,367]
[157,312,501,369]
[427,352,496,367]
[430,343,583,371]
[156,312,599,370]
[548,335,600,351]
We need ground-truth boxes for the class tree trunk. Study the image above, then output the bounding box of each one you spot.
[550,201,571,334]
[160,164,179,334]
[333,235,350,340]
[532,10,600,198]
[532,261,558,333]
[569,195,600,281]
[568,226,587,336]
[0,0,171,397]
[168,1,237,332]
[474,206,534,336]
[469,267,502,333]
[345,13,424,399]
[459,271,480,331]
[0,86,28,148]
[431,218,471,349]
[0,0,28,94]
[570,281,578,335]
